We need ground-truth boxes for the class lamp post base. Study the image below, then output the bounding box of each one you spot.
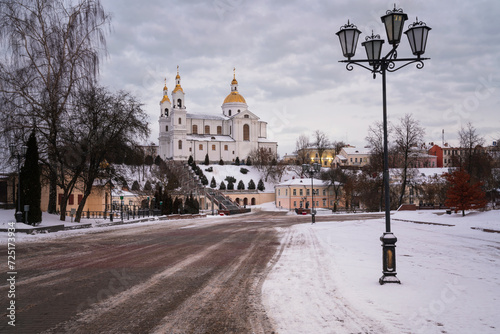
[379,232,401,285]
[15,211,23,223]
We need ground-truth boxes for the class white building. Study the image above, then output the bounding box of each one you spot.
[158,68,278,163]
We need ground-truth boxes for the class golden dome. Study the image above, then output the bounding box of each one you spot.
[172,84,184,93]
[231,67,238,85]
[223,91,246,104]
[161,94,171,104]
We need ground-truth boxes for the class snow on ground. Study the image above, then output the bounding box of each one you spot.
[263,209,500,334]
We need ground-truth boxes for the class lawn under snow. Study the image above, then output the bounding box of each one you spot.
[262,209,500,334]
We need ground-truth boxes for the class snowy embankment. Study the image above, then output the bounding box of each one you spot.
[263,209,500,334]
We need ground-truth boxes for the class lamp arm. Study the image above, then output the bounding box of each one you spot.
[343,61,379,73]
[386,58,428,73]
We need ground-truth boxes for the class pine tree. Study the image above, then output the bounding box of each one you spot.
[444,170,487,216]
[188,155,193,165]
[246,157,252,166]
[219,159,224,165]
[257,179,265,191]
[219,181,226,190]
[20,131,42,225]
[227,180,234,190]
[235,157,240,165]
[248,179,256,190]
[237,180,245,190]
[204,153,210,165]
[210,176,217,188]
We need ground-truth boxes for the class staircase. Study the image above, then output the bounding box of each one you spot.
[166,160,249,215]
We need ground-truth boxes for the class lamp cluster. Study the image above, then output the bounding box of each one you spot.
[336,6,431,62]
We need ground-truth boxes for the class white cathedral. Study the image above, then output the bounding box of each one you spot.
[158,68,278,162]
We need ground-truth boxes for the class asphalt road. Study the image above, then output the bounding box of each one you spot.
[1,211,383,334]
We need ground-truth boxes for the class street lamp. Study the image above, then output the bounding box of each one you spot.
[9,143,28,223]
[336,5,431,284]
[302,162,321,224]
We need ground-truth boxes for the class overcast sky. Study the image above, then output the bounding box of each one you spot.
[99,0,500,156]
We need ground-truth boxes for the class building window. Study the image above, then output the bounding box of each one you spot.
[294,201,297,207]
[78,194,83,205]
[69,194,74,205]
[286,189,288,196]
[278,189,281,196]
[177,98,182,108]
[192,124,198,134]
[244,114,249,118]
[217,126,222,135]
[306,189,310,196]
[323,189,326,196]
[300,189,303,196]
[323,199,326,206]
[243,124,250,141]
[164,108,169,116]
[199,144,203,150]
[224,145,228,151]
[178,117,182,125]
[229,109,232,116]
[230,126,232,135]
[178,140,182,149]
[205,125,210,134]
[165,126,168,132]
[189,147,192,152]
[212,144,216,151]
[293,189,296,196]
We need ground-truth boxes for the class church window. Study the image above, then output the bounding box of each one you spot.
[238,109,241,113]
[192,125,198,134]
[177,99,182,108]
[228,110,232,116]
[205,125,210,134]
[189,147,192,152]
[178,117,182,125]
[178,140,182,149]
[244,114,249,118]
[217,126,222,135]
[164,108,169,117]
[243,124,250,141]
[230,126,232,135]
[224,145,228,151]
[165,126,168,132]
[199,144,203,150]
[212,145,216,151]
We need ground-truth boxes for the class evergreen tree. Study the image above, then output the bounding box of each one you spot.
[201,174,209,185]
[144,180,152,191]
[246,157,252,166]
[210,176,217,188]
[248,179,256,190]
[235,157,240,165]
[154,155,163,166]
[131,180,140,191]
[204,153,210,165]
[237,180,245,190]
[20,131,42,225]
[227,180,234,190]
[219,158,224,165]
[257,179,265,191]
[219,181,226,190]
[188,155,194,165]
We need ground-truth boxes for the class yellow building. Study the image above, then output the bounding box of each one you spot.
[275,178,343,210]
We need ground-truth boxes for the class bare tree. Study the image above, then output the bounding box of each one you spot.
[321,168,348,212]
[0,0,111,213]
[458,122,488,183]
[72,86,149,222]
[294,134,310,165]
[393,113,425,207]
[313,130,330,166]
[365,121,387,210]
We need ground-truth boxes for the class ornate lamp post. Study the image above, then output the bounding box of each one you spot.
[336,5,431,284]
[9,143,28,223]
[302,162,321,224]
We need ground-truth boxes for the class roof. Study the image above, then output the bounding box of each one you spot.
[342,147,371,155]
[186,134,235,142]
[223,91,246,104]
[186,113,228,121]
[277,178,329,187]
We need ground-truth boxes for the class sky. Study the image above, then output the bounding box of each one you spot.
[98,0,500,157]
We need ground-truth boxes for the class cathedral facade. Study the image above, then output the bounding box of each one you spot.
[158,69,278,162]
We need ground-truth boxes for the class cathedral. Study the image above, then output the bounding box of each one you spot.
[158,68,278,162]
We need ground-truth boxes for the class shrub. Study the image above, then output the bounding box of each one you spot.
[248,179,256,190]
[240,168,249,174]
[237,180,245,190]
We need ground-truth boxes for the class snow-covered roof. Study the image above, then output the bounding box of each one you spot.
[257,138,278,143]
[342,147,370,155]
[186,112,228,121]
[112,189,139,198]
[186,134,235,142]
[277,178,329,187]
[335,154,347,161]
